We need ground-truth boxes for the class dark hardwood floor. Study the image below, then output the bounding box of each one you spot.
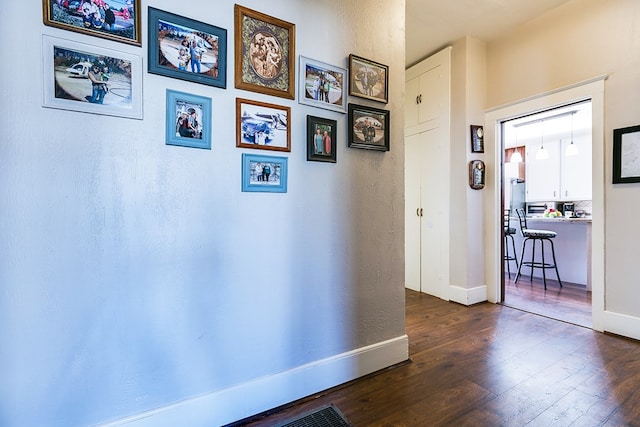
[503,273,592,328]
[231,289,640,427]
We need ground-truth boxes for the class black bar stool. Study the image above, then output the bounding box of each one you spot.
[514,208,563,289]
[504,209,518,278]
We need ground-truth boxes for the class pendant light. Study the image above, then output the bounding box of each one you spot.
[565,112,579,156]
[535,119,549,160]
[509,125,522,163]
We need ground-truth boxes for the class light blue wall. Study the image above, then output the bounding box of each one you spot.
[0,1,406,426]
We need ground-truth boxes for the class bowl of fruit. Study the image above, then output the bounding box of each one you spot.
[543,208,562,218]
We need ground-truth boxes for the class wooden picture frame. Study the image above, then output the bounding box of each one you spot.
[348,104,390,152]
[242,153,288,193]
[42,0,141,46]
[470,125,484,153]
[348,54,388,104]
[148,7,227,88]
[613,125,640,184]
[42,35,143,120]
[307,116,337,163]
[298,56,347,113]
[166,89,212,150]
[234,5,295,99]
[236,98,291,152]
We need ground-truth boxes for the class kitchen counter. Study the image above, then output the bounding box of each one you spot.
[526,215,592,224]
[509,216,592,290]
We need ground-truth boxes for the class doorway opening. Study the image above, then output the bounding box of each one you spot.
[500,101,592,328]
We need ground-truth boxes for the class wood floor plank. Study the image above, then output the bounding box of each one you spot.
[229,290,640,427]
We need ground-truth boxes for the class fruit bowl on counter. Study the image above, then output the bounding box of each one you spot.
[543,208,562,218]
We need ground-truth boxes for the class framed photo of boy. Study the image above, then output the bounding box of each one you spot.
[166,89,211,150]
[42,35,143,119]
[298,56,347,114]
[148,7,227,88]
[348,54,389,104]
[236,98,291,152]
[234,5,295,99]
[42,0,141,46]
[307,116,337,163]
[348,104,390,152]
[242,153,288,193]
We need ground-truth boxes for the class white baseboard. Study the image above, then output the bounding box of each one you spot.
[97,335,409,427]
[603,310,640,341]
[449,285,487,306]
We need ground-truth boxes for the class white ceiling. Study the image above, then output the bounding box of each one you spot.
[405,0,572,67]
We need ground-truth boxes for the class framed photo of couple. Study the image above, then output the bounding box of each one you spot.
[348,54,389,104]
[298,56,347,114]
[348,104,390,152]
[307,116,337,163]
[241,153,288,193]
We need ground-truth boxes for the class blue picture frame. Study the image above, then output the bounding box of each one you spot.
[242,153,288,193]
[148,7,227,88]
[166,89,212,149]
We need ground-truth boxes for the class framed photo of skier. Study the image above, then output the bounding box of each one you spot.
[41,35,143,119]
[148,7,227,88]
[42,0,141,46]
[348,54,388,104]
[307,115,337,163]
[234,5,295,99]
[236,98,291,152]
[165,89,212,150]
[298,56,347,114]
[241,153,288,193]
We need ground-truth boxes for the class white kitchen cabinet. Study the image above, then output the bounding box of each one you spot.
[405,47,451,299]
[525,133,591,202]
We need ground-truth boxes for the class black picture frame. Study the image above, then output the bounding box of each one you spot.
[613,125,640,184]
[348,104,390,152]
[307,116,337,163]
[348,54,389,104]
[148,7,227,88]
[470,125,484,153]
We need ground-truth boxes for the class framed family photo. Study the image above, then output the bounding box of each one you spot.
[298,56,347,113]
[613,125,640,184]
[307,116,337,163]
[348,54,389,104]
[148,7,227,88]
[42,0,141,46]
[234,5,295,99]
[242,153,288,193]
[41,35,143,119]
[348,104,390,152]
[165,89,211,150]
[236,98,291,152]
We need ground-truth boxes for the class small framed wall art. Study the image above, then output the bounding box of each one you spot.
[348,104,390,152]
[148,7,227,88]
[234,5,295,99]
[42,35,143,119]
[613,125,640,184]
[242,153,288,193]
[307,115,337,163]
[165,89,212,150]
[236,98,291,152]
[298,56,347,113]
[348,54,388,104]
[470,125,484,153]
[42,0,141,46]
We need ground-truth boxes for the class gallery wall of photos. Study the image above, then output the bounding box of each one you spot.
[42,0,391,193]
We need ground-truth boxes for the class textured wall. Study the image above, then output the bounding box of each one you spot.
[486,0,640,319]
[0,1,406,426]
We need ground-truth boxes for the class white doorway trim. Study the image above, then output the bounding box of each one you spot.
[483,76,606,332]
